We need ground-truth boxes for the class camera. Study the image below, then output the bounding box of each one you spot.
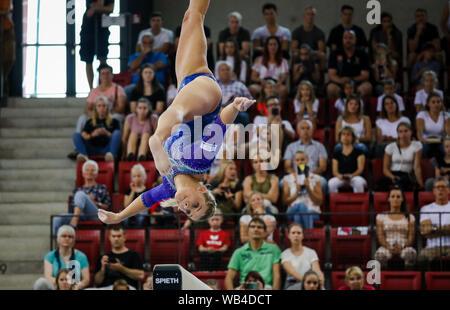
[271,108,279,116]
[244,282,258,290]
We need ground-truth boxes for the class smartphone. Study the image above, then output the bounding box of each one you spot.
[271,108,279,116]
[245,282,258,290]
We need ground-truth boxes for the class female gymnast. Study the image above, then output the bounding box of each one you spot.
[98,0,255,224]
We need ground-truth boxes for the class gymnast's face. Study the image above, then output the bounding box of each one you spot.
[175,187,207,221]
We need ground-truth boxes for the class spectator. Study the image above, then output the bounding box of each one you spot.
[375,186,417,269]
[243,155,280,206]
[411,42,441,88]
[334,80,365,116]
[251,3,291,58]
[73,96,121,162]
[39,225,90,290]
[338,266,375,290]
[94,226,144,289]
[371,43,398,95]
[418,177,450,269]
[291,7,326,70]
[416,92,450,158]
[425,137,450,191]
[129,63,166,116]
[215,37,247,84]
[327,30,372,99]
[281,224,324,289]
[196,209,231,271]
[376,79,405,115]
[283,151,323,229]
[369,11,403,64]
[225,217,281,290]
[205,278,220,290]
[122,164,149,227]
[291,44,321,88]
[253,79,277,117]
[237,270,271,290]
[136,11,174,55]
[293,80,319,129]
[122,98,156,162]
[210,160,243,217]
[52,160,111,234]
[128,33,168,87]
[327,5,368,52]
[216,60,252,126]
[250,36,289,99]
[375,95,411,157]
[142,272,153,290]
[0,0,15,100]
[329,127,367,193]
[414,71,444,113]
[240,191,277,244]
[79,0,114,89]
[55,269,75,290]
[335,95,372,153]
[407,8,441,67]
[217,11,251,60]
[440,2,450,67]
[112,279,130,290]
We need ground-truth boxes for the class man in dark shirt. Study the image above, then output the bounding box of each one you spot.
[94,227,144,289]
[369,12,403,65]
[217,11,251,60]
[327,30,372,99]
[327,5,368,52]
[407,8,442,67]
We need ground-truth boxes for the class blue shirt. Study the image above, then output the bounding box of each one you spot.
[128,52,168,85]
[44,249,89,278]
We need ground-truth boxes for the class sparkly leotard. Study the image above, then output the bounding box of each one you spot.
[141,73,225,209]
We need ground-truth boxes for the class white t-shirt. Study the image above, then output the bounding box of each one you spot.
[251,115,294,142]
[214,56,247,83]
[414,88,444,108]
[416,111,450,139]
[137,28,174,51]
[252,57,289,82]
[376,116,411,139]
[281,247,319,281]
[377,94,405,112]
[334,98,364,115]
[282,173,321,214]
[251,25,292,43]
[385,141,422,173]
[420,202,450,248]
[239,214,276,241]
[342,118,365,139]
[293,98,319,119]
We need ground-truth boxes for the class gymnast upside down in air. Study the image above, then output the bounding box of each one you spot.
[98,0,255,224]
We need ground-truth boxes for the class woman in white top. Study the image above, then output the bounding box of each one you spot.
[215,37,247,83]
[293,80,319,129]
[335,94,372,153]
[378,122,424,191]
[334,80,364,116]
[414,71,444,113]
[239,191,276,244]
[283,151,323,229]
[281,223,324,289]
[416,92,450,158]
[375,187,416,268]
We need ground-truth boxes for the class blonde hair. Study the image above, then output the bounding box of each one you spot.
[345,266,364,281]
[342,94,363,120]
[246,191,265,215]
[212,161,238,188]
[92,96,113,127]
[131,163,147,183]
[295,80,316,103]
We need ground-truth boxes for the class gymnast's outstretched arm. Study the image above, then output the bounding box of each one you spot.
[220,97,256,125]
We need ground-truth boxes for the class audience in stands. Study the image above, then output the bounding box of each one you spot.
[371,43,398,95]
[283,151,323,229]
[376,78,405,115]
[254,79,277,115]
[53,160,111,234]
[414,71,444,113]
[55,269,76,290]
[369,12,403,65]
[329,126,367,193]
[215,37,248,84]
[205,278,220,290]
[237,270,272,290]
[440,2,450,66]
[73,95,121,162]
[333,80,364,116]
[411,42,441,88]
[136,11,174,55]
[94,226,144,289]
[375,186,417,269]
[291,44,321,88]
[338,266,375,290]
[378,122,423,191]
[122,164,149,227]
[240,191,277,244]
[122,98,156,162]
[217,11,251,60]
[225,217,281,290]
[426,136,450,191]
[293,80,319,128]
[418,177,450,269]
[112,279,131,290]
[281,223,324,289]
[196,209,231,271]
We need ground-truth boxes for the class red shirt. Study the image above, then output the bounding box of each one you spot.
[196,230,231,250]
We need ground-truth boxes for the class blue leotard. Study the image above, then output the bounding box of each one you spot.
[141,73,225,209]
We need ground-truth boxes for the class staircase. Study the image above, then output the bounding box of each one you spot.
[0,97,84,289]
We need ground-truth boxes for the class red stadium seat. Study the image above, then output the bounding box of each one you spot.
[235,159,253,179]
[149,229,190,268]
[192,271,227,290]
[418,192,439,209]
[328,128,336,155]
[112,193,124,213]
[74,229,101,273]
[317,98,326,128]
[118,161,157,194]
[329,98,339,126]
[284,228,325,265]
[380,271,422,290]
[104,229,146,259]
[76,161,115,196]
[330,227,371,270]
[425,272,450,290]
[421,159,435,182]
[331,271,370,290]
[373,191,415,212]
[329,193,370,227]
[312,129,326,145]
[369,97,378,125]
[112,72,132,87]
[371,159,383,190]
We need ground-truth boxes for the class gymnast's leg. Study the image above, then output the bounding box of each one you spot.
[175,0,212,86]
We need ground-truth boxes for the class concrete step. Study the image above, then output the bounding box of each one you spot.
[0,147,73,159]
[0,261,43,275]
[0,237,49,261]
[0,180,74,192]
[0,128,75,138]
[0,274,44,290]
[1,108,82,118]
[0,117,78,128]
[0,225,49,238]
[0,159,76,170]
[0,138,73,149]
[8,97,85,108]
[0,168,75,180]
[0,192,68,203]
[0,202,66,225]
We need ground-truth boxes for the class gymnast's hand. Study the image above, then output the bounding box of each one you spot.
[232,97,256,112]
[98,209,122,224]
